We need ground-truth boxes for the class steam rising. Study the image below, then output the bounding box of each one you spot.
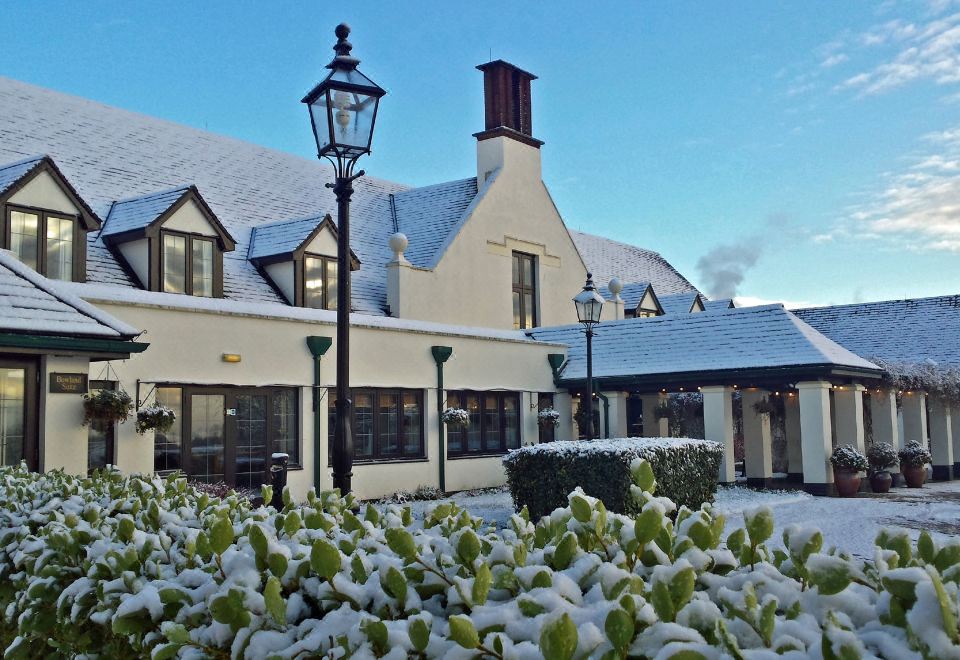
[695,242,762,300]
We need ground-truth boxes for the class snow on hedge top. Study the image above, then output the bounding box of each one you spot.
[504,437,722,462]
[527,304,881,382]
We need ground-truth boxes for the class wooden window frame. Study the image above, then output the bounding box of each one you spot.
[446,390,521,458]
[512,251,538,329]
[327,388,425,463]
[299,253,337,310]
[537,392,556,444]
[3,204,84,281]
[87,380,117,473]
[157,230,220,297]
[0,355,39,471]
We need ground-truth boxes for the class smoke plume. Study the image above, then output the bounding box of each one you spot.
[695,242,762,300]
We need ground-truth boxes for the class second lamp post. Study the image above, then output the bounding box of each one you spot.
[573,273,604,440]
[302,24,385,494]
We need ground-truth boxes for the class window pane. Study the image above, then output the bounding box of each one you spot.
[466,394,481,452]
[326,259,338,310]
[513,291,521,330]
[446,392,462,453]
[538,393,555,443]
[354,392,374,458]
[191,239,214,297]
[304,256,325,309]
[0,368,25,467]
[189,394,224,483]
[9,211,39,270]
[483,394,501,452]
[45,216,73,281]
[402,392,421,456]
[87,380,114,471]
[154,387,182,472]
[163,234,187,293]
[523,255,533,286]
[379,392,399,456]
[272,389,298,465]
[512,254,521,286]
[524,292,534,328]
[504,395,520,450]
[235,394,267,489]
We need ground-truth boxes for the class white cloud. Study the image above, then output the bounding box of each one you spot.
[821,53,850,68]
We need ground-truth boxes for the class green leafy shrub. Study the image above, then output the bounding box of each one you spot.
[831,444,869,472]
[2,461,960,659]
[502,437,723,519]
[900,440,932,468]
[868,441,899,471]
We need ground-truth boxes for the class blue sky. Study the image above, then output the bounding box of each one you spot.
[4,1,959,306]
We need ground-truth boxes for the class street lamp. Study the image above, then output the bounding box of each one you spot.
[303,23,386,494]
[573,273,604,440]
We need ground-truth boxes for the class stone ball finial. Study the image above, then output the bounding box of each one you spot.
[608,277,623,296]
[389,232,408,256]
[335,23,351,39]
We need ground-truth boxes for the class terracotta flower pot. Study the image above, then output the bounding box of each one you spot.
[869,470,892,494]
[902,465,926,488]
[834,470,861,497]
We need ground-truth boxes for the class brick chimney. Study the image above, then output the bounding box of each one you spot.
[474,60,544,185]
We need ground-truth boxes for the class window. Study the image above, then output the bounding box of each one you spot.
[447,391,521,456]
[87,380,116,472]
[162,231,215,296]
[512,251,537,329]
[328,388,424,461]
[538,393,555,443]
[154,387,183,473]
[303,254,338,309]
[5,207,76,281]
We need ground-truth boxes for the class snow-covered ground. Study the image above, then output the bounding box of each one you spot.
[395,481,960,559]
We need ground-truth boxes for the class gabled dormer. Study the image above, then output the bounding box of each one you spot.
[100,185,235,297]
[248,214,360,309]
[0,155,101,282]
[601,280,663,319]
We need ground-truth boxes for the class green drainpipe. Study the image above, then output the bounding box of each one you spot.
[596,392,611,439]
[547,353,565,387]
[306,336,332,491]
[431,346,453,492]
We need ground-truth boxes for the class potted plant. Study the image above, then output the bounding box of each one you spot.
[898,440,932,488]
[830,445,868,497]
[135,404,177,435]
[652,402,672,422]
[82,389,134,427]
[441,407,470,429]
[751,397,777,417]
[537,407,560,429]
[867,442,898,493]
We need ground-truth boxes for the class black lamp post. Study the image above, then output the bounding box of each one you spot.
[303,23,385,494]
[573,273,604,440]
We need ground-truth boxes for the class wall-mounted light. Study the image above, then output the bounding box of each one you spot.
[222,353,242,363]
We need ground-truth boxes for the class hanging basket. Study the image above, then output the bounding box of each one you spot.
[537,408,561,428]
[82,389,134,427]
[441,407,471,429]
[751,397,777,417]
[652,402,672,422]
[135,404,177,435]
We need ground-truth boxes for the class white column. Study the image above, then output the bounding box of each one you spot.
[602,391,629,439]
[797,380,834,495]
[741,389,773,487]
[902,391,928,445]
[783,392,803,480]
[871,388,900,450]
[554,393,574,442]
[929,398,954,480]
[702,386,735,484]
[640,393,669,437]
[833,384,866,455]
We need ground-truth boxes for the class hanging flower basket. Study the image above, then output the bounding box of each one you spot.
[82,389,134,427]
[751,397,777,417]
[652,402,672,422]
[441,407,470,429]
[135,404,177,435]
[537,408,561,428]
[573,404,599,434]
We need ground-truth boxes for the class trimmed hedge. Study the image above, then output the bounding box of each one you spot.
[503,437,723,519]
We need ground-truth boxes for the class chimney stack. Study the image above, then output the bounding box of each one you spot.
[473,60,543,149]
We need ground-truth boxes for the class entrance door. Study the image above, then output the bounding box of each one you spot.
[189,393,226,483]
[0,358,37,470]
[233,394,268,489]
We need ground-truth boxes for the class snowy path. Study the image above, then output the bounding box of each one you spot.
[395,481,960,559]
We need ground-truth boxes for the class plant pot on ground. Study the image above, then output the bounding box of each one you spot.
[867,442,899,493]
[898,440,932,488]
[830,444,868,497]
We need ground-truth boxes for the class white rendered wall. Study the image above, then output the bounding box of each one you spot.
[871,389,900,450]
[39,355,90,474]
[701,386,735,483]
[8,170,80,214]
[833,385,866,455]
[264,262,295,305]
[797,381,834,489]
[901,392,928,445]
[118,239,150,288]
[163,199,219,236]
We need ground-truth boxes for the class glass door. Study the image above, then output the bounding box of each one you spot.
[0,358,37,470]
[189,393,226,483]
[233,394,268,489]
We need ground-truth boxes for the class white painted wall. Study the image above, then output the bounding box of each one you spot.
[118,238,150,288]
[8,170,80,214]
[163,199,218,236]
[305,226,338,256]
[264,261,295,305]
[39,355,90,473]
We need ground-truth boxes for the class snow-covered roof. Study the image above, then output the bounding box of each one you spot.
[570,230,699,297]
[0,250,139,339]
[248,215,327,260]
[793,295,960,367]
[0,155,45,196]
[703,298,735,312]
[598,281,653,310]
[393,177,478,268]
[657,291,702,315]
[101,186,193,237]
[526,304,880,385]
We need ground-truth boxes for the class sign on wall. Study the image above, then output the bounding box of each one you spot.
[49,373,88,394]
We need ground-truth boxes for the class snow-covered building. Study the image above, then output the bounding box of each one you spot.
[0,57,954,499]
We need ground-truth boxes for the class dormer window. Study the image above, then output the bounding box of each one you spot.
[249,214,359,309]
[100,185,235,297]
[0,156,101,282]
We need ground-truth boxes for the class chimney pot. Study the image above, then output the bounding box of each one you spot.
[474,60,543,148]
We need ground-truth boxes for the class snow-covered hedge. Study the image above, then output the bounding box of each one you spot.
[502,438,723,519]
[3,463,960,658]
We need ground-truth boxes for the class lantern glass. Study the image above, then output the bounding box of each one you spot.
[573,287,604,325]
[305,67,383,159]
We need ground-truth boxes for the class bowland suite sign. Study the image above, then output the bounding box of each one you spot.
[49,373,88,394]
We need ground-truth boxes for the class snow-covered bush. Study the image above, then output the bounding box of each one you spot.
[4,461,960,658]
[441,407,470,428]
[135,403,177,435]
[899,440,932,468]
[537,407,561,428]
[503,437,723,519]
[81,389,134,426]
[830,444,869,472]
[868,442,899,471]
